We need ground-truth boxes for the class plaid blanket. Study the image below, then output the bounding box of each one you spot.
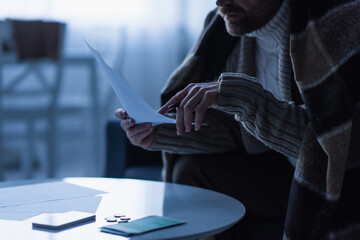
[285,0,360,239]
[160,0,360,238]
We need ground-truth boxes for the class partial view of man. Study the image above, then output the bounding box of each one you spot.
[116,0,360,239]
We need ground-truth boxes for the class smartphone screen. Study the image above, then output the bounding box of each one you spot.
[32,211,96,230]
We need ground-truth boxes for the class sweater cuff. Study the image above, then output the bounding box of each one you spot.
[216,72,259,113]
[148,124,178,152]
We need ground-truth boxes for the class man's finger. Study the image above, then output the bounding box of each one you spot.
[176,106,185,135]
[158,105,171,115]
[121,118,135,131]
[158,90,188,114]
[194,105,207,131]
[115,108,128,120]
[179,86,200,132]
[194,92,216,131]
[183,95,202,132]
[127,123,153,139]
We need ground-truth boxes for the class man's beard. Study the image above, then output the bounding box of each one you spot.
[224,19,256,36]
[219,3,279,36]
[219,6,251,36]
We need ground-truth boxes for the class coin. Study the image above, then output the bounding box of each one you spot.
[105,216,118,222]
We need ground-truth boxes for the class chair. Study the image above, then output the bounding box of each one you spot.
[0,19,65,180]
[104,120,162,180]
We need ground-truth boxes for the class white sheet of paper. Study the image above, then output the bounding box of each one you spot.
[86,41,176,125]
[0,182,105,208]
[0,196,102,221]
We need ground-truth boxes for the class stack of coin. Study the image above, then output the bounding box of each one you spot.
[105,214,131,223]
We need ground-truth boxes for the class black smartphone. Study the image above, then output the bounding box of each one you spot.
[32,211,96,230]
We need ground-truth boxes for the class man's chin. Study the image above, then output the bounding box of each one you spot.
[225,23,247,36]
[225,21,256,36]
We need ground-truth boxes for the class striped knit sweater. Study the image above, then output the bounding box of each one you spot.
[149,0,360,238]
[150,0,307,167]
[218,0,305,166]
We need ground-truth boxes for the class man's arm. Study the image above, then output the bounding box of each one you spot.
[116,107,244,155]
[216,72,308,158]
[149,109,243,154]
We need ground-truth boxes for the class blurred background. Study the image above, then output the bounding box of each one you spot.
[0,0,216,181]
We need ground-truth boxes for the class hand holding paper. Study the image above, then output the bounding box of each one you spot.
[86,41,176,125]
[115,108,156,148]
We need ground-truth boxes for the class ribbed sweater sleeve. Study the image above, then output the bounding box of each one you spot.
[148,110,243,154]
[216,72,308,158]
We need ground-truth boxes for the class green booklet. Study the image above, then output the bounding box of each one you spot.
[100,215,186,236]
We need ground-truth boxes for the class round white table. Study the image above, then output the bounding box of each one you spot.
[0,177,245,240]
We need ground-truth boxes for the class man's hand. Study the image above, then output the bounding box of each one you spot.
[115,108,156,148]
[158,82,219,135]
